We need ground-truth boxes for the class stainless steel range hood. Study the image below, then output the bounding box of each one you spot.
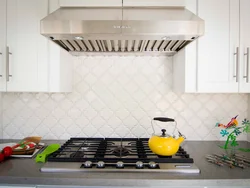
[41,7,204,56]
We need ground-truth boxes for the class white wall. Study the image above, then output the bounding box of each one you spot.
[1,56,248,140]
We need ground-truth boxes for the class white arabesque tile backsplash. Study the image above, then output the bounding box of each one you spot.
[1,56,249,140]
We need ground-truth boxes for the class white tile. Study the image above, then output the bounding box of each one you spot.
[36,93,49,102]
[65,125,82,136]
[91,116,106,129]
[27,99,41,109]
[75,116,90,127]
[41,116,58,128]
[84,108,98,120]
[1,56,248,140]
[82,125,98,137]
[52,107,66,120]
[115,108,130,120]
[51,93,65,102]
[19,93,34,103]
[107,116,122,128]
[100,108,114,120]
[59,99,74,111]
[59,117,74,127]
[34,107,51,119]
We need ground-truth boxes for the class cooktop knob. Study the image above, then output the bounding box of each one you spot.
[84,161,92,168]
[97,161,105,168]
[135,161,144,169]
[116,161,124,168]
[148,161,157,169]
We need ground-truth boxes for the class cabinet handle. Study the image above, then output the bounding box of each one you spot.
[233,47,239,82]
[6,46,12,82]
[0,52,2,77]
[243,47,249,83]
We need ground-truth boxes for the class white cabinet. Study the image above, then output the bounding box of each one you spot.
[174,0,250,93]
[239,0,250,92]
[0,0,72,92]
[6,0,49,92]
[0,0,6,92]
[60,0,122,7]
[197,0,239,93]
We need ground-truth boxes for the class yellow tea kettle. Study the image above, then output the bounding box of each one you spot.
[148,117,186,156]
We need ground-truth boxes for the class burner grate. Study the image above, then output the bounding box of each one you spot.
[47,137,194,163]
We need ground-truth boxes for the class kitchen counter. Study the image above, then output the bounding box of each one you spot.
[0,140,250,187]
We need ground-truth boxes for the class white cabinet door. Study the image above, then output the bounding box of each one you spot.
[6,0,48,92]
[0,0,6,91]
[60,0,122,7]
[197,0,239,93]
[239,0,250,92]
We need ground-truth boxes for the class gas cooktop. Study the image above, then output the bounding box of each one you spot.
[41,138,200,173]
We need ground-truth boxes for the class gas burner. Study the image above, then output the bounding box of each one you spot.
[111,146,131,157]
[42,137,200,173]
[70,151,85,158]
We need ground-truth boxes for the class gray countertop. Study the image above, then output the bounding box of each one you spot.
[0,140,250,187]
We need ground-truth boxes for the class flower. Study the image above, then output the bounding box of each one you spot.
[242,119,250,125]
[234,129,242,136]
[220,130,229,137]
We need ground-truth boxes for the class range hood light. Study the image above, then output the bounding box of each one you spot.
[75,36,84,40]
[162,36,170,40]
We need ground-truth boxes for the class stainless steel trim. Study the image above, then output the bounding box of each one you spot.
[40,162,200,174]
[6,46,12,82]
[243,47,249,82]
[234,47,239,82]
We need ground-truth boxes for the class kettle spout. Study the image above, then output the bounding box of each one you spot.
[177,136,185,144]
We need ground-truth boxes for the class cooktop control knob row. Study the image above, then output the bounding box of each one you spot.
[97,161,105,168]
[84,161,92,168]
[136,161,144,169]
[148,161,157,169]
[116,161,124,168]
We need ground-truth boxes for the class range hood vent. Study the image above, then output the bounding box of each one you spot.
[41,7,204,56]
[55,39,190,55]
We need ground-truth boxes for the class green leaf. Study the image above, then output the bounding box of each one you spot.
[229,134,236,140]
[238,148,250,152]
[243,125,250,133]
[230,140,239,147]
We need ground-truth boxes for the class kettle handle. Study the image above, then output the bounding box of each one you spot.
[153,117,175,122]
[151,117,178,137]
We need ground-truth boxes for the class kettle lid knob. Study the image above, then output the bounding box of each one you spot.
[161,129,166,136]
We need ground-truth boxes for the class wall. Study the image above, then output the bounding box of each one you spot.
[1,56,248,140]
